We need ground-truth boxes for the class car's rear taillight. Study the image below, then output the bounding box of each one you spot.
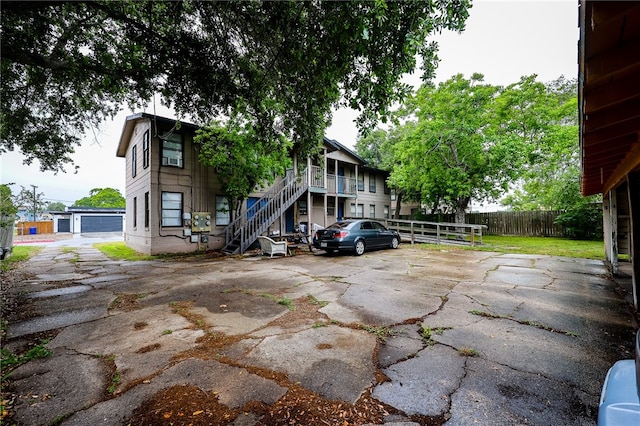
[334,231,349,239]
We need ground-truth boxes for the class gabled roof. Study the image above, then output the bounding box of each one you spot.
[116,112,199,158]
[323,136,366,164]
[579,1,640,196]
[115,113,384,173]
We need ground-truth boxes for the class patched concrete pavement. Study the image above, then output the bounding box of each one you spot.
[3,244,638,425]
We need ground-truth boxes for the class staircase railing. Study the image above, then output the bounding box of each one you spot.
[221,168,309,254]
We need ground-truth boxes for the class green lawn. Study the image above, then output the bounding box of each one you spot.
[1,237,608,271]
[0,246,43,272]
[420,235,606,260]
[92,242,158,261]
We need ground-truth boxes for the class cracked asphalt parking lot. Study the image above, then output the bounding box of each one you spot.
[3,244,637,425]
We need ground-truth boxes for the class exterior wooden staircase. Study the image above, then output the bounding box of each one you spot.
[221,169,308,254]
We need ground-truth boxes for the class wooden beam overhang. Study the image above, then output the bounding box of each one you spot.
[579,1,640,196]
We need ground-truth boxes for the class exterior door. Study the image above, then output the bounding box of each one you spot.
[57,218,71,233]
[285,206,295,233]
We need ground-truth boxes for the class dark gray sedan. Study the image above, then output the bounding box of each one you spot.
[312,219,400,255]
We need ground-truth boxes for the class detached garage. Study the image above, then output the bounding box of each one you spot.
[67,207,125,234]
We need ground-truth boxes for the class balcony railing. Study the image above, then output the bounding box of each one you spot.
[325,173,357,196]
[310,165,324,188]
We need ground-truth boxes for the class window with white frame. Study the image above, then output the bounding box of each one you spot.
[357,204,364,218]
[369,204,375,218]
[133,196,137,228]
[161,133,183,168]
[144,192,150,228]
[215,196,230,226]
[131,145,137,177]
[298,200,307,215]
[357,173,364,191]
[143,130,150,169]
[384,205,389,219]
[369,175,376,193]
[350,203,356,217]
[327,198,335,216]
[161,192,182,227]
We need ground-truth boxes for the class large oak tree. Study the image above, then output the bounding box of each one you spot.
[1,0,471,173]
[357,74,579,224]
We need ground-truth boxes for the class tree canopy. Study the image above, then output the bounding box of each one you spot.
[1,0,471,173]
[0,184,18,228]
[14,185,47,220]
[499,76,580,211]
[73,188,125,208]
[46,202,67,212]
[194,114,292,214]
[357,74,579,223]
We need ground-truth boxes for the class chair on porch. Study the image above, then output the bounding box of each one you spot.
[257,236,288,258]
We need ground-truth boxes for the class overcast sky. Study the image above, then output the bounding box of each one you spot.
[1,0,579,206]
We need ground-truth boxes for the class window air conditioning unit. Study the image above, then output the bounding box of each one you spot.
[167,157,182,167]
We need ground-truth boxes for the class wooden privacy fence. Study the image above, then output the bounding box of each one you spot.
[385,219,487,246]
[15,221,54,235]
[420,211,565,237]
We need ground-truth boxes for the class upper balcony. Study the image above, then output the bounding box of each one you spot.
[308,165,357,197]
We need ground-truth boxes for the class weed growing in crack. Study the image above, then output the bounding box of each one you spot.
[60,247,80,263]
[458,347,479,357]
[108,371,120,394]
[1,340,52,380]
[307,294,329,307]
[162,329,173,335]
[94,353,116,362]
[419,324,433,343]
[312,322,327,329]
[50,413,73,425]
[259,293,295,311]
[418,324,450,345]
[277,297,295,310]
[358,324,396,341]
[469,309,579,337]
[469,309,498,318]
[222,288,253,295]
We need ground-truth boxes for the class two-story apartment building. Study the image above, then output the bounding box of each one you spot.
[116,113,412,255]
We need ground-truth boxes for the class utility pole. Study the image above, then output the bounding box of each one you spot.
[31,184,37,221]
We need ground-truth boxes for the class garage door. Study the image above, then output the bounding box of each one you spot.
[80,216,123,233]
[58,219,70,233]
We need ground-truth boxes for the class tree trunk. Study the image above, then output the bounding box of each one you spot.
[455,196,470,224]
[393,190,404,219]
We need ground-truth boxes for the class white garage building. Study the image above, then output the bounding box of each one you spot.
[53,207,125,234]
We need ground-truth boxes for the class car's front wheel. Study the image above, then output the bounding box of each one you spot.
[390,237,399,249]
[354,240,365,256]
